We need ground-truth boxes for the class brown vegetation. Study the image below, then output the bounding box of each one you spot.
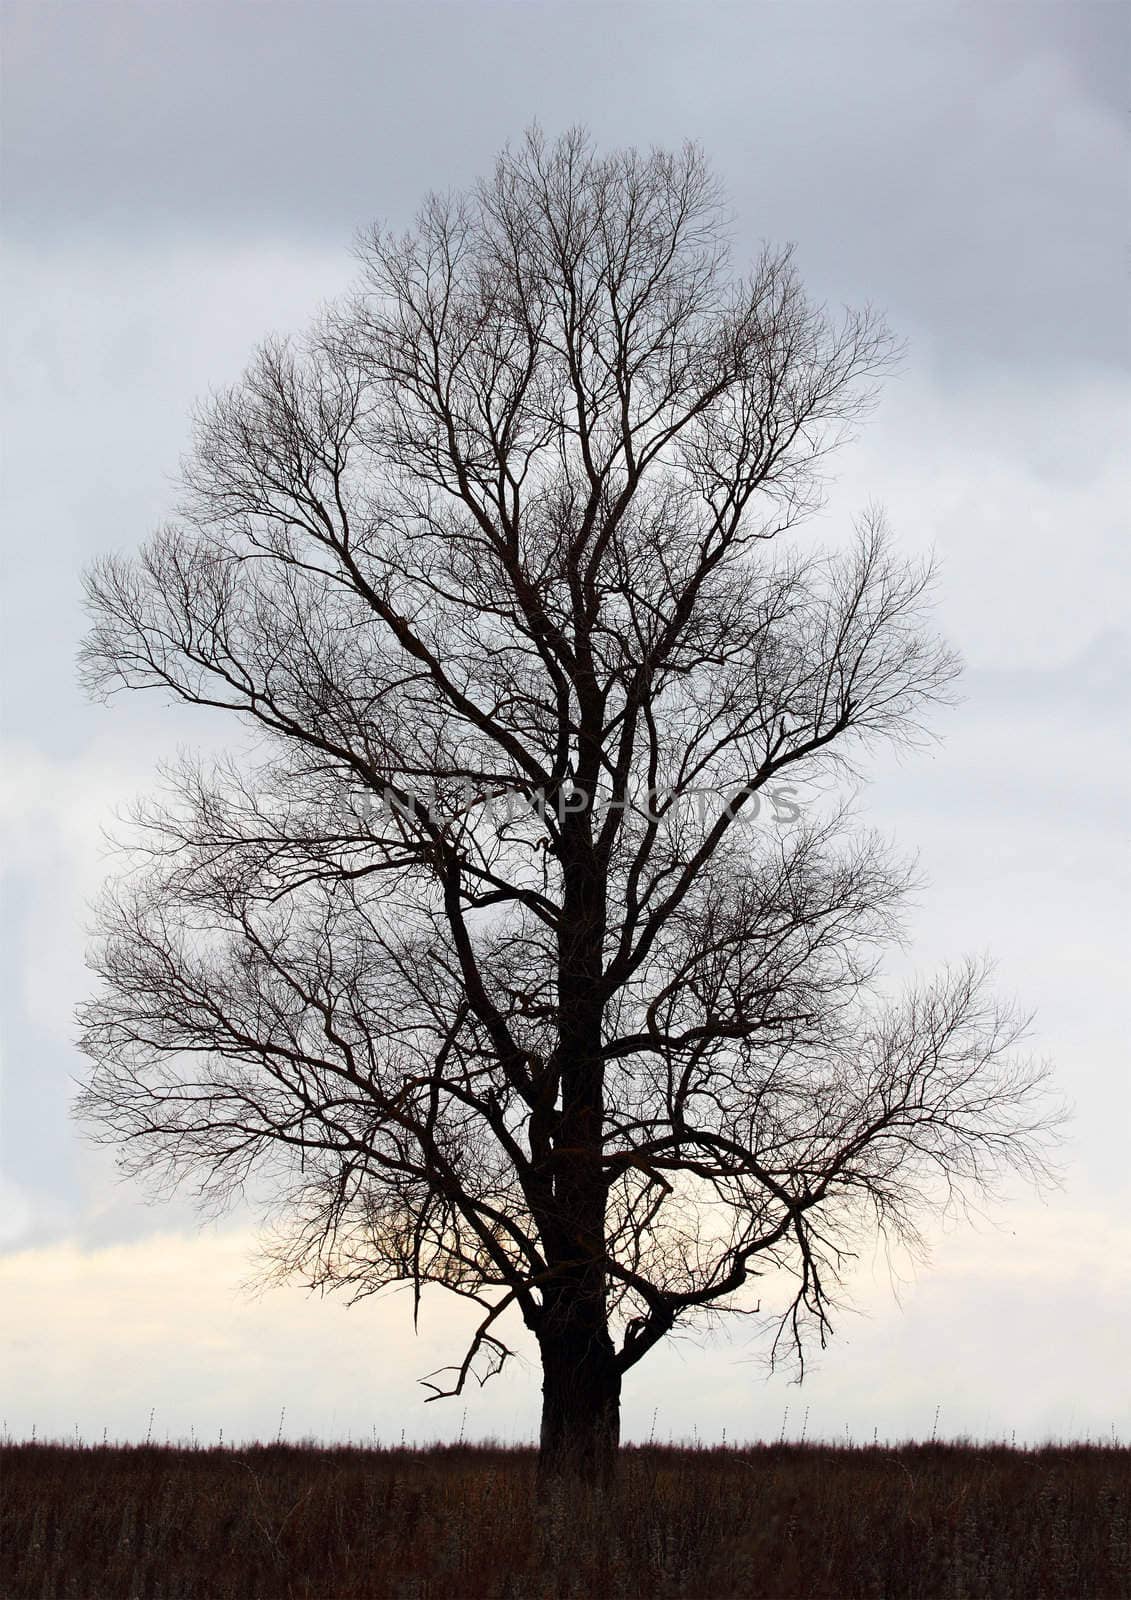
[4,1438,1128,1598]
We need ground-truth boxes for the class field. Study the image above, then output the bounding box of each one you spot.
[3,1438,1129,1599]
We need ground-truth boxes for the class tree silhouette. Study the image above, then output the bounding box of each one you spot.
[77,129,1060,1482]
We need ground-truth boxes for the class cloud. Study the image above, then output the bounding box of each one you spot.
[2,3,1126,1446]
[0,1227,541,1447]
[3,1194,1127,1447]
[3,4,1125,375]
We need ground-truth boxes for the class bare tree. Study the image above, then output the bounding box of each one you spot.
[77,129,1060,1482]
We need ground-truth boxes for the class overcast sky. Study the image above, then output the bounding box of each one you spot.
[2,0,1128,1449]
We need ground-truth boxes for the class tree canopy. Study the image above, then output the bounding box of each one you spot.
[77,129,1060,1477]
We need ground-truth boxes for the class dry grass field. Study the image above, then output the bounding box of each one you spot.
[3,1437,1128,1599]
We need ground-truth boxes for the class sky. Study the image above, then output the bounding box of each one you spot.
[1,0,1128,1449]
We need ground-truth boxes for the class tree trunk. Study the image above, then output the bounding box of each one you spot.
[537,1297,621,1485]
[536,794,619,1484]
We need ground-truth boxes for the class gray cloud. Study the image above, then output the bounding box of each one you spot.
[3,2,1126,374]
[2,0,1127,1442]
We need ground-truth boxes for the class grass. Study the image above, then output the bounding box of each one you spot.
[2,1436,1129,1598]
